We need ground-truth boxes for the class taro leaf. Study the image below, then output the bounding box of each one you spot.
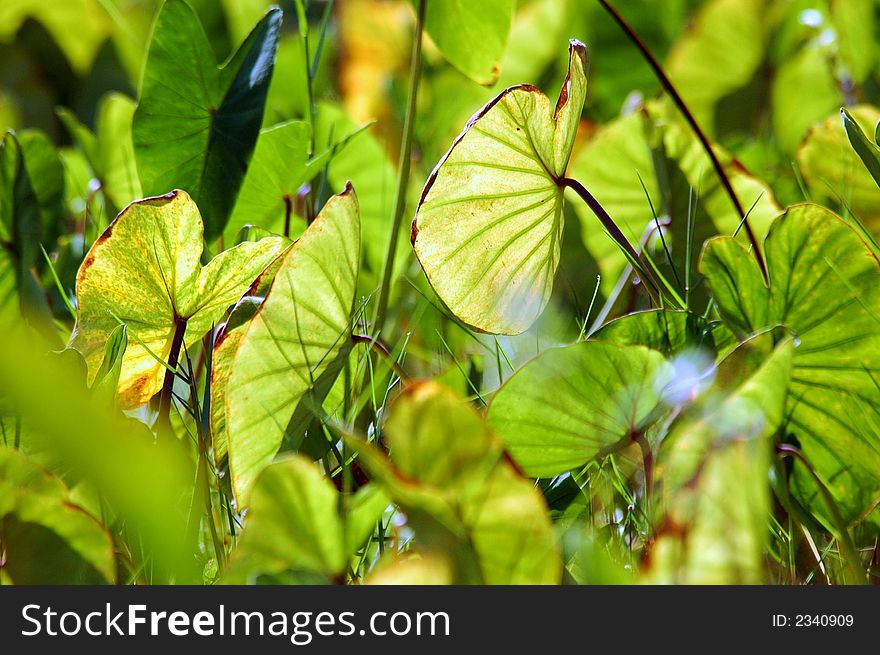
[700,203,880,523]
[486,342,672,477]
[0,446,115,584]
[367,554,455,585]
[665,0,768,134]
[58,93,142,212]
[223,184,359,505]
[348,381,562,584]
[412,40,587,335]
[592,309,719,357]
[69,189,285,409]
[225,120,331,244]
[133,0,282,241]
[799,106,880,227]
[223,455,387,584]
[421,0,515,86]
[645,337,793,584]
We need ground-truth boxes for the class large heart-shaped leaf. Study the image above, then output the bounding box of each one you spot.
[486,341,672,477]
[69,189,285,408]
[412,39,587,335]
[133,0,282,241]
[422,0,515,86]
[222,184,360,505]
[224,455,387,584]
[700,203,880,523]
[349,381,561,584]
[645,337,793,584]
[0,446,115,584]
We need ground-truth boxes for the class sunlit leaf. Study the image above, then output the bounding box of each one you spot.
[486,341,672,477]
[422,0,515,86]
[133,0,282,240]
[224,455,387,584]
[841,107,880,193]
[412,40,587,334]
[349,381,562,584]
[223,184,359,505]
[592,309,719,357]
[700,203,880,523]
[645,337,793,584]
[69,189,285,408]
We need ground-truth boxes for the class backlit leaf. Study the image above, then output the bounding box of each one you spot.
[700,203,880,523]
[223,184,360,505]
[412,39,587,334]
[69,189,285,408]
[486,341,672,477]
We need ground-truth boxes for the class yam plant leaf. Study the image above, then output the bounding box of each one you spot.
[412,39,587,335]
[486,342,672,477]
[223,455,387,584]
[422,0,515,86]
[348,381,562,584]
[223,184,359,505]
[645,337,793,584]
[700,203,880,523]
[841,106,880,195]
[133,0,282,241]
[799,106,880,227]
[0,446,115,584]
[68,189,285,409]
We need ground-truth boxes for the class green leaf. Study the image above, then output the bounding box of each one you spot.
[349,381,562,584]
[133,0,282,241]
[225,120,331,244]
[412,40,587,334]
[700,203,880,523]
[665,0,768,134]
[223,184,360,505]
[92,323,128,403]
[60,93,142,212]
[830,0,875,84]
[69,189,285,408]
[840,106,880,199]
[224,455,387,584]
[486,341,672,477]
[422,0,515,86]
[645,337,793,584]
[0,446,115,584]
[799,106,880,226]
[592,309,719,357]
[568,107,778,300]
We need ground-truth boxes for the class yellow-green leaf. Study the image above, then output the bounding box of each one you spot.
[69,190,285,408]
[412,40,587,334]
[224,184,360,505]
[348,382,561,584]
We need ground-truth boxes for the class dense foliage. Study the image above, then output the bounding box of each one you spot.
[2,0,880,585]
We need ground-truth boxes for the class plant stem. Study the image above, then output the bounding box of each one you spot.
[351,333,410,381]
[632,432,653,498]
[559,176,665,305]
[158,317,187,430]
[597,0,768,282]
[283,194,293,238]
[374,0,427,333]
[775,443,865,584]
